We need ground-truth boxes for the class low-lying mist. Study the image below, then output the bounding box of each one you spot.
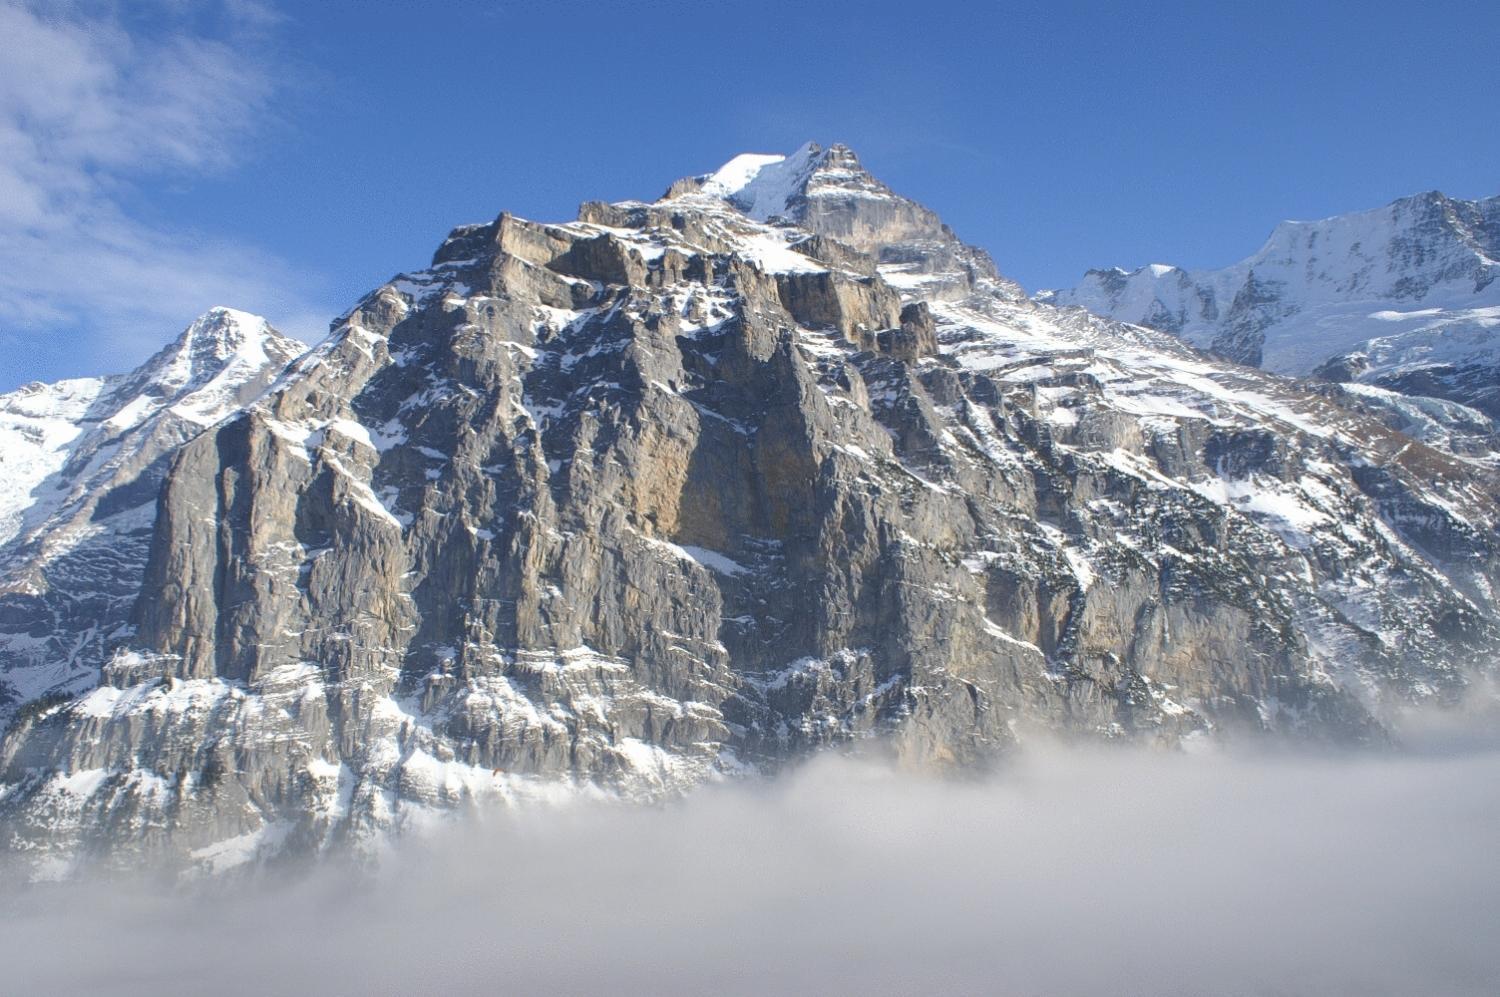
[4,709,1499,997]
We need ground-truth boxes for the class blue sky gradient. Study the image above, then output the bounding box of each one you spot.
[1,0,1496,387]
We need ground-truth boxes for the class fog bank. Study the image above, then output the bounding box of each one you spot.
[4,737,1499,997]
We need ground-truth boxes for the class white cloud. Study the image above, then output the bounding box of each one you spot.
[4,737,1500,995]
[0,1,326,385]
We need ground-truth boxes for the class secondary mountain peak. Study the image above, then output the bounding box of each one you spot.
[113,307,306,430]
[0,307,305,730]
[1046,190,1500,412]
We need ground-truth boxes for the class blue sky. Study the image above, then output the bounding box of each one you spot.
[1,0,1496,388]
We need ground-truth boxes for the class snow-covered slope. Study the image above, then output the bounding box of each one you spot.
[0,378,108,548]
[697,144,822,220]
[1043,191,1500,418]
[0,308,306,723]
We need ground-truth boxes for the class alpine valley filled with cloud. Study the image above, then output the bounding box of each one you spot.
[0,2,1496,995]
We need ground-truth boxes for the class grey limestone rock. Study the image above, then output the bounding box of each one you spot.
[3,145,1499,877]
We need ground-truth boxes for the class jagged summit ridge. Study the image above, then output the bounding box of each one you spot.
[1065,189,1500,310]
[110,307,302,430]
[2,146,1498,878]
[1044,190,1500,419]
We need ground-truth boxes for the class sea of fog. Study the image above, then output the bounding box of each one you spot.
[3,703,1498,997]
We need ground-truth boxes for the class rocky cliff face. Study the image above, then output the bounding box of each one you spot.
[3,146,1499,879]
[0,309,305,730]
[1042,191,1500,424]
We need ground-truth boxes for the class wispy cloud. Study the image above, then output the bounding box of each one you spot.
[0,0,326,387]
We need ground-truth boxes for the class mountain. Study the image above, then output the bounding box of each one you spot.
[0,308,306,729]
[1041,192,1500,424]
[3,145,1498,878]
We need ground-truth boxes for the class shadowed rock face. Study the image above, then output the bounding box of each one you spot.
[3,144,1500,877]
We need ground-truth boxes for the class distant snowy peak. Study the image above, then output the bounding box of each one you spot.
[112,306,306,429]
[1054,191,1499,323]
[1244,190,1498,301]
[0,306,307,725]
[1064,190,1499,306]
[0,305,304,551]
[1045,190,1500,416]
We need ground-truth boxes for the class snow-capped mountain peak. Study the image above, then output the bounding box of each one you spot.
[1044,190,1500,417]
[0,307,306,724]
[674,142,948,248]
[110,306,303,431]
[4,148,1500,878]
